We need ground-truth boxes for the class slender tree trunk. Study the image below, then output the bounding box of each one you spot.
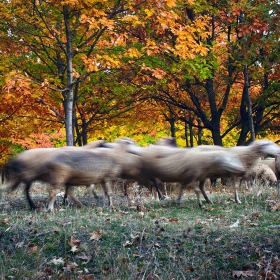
[168,118,176,138]
[63,5,74,146]
[197,119,202,145]
[243,64,255,141]
[184,110,189,147]
[189,116,194,147]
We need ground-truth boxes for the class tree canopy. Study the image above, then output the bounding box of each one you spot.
[1,0,280,164]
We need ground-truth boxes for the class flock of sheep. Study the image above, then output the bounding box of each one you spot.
[1,137,280,211]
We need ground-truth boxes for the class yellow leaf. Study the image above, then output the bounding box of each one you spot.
[166,0,176,8]
[145,9,154,17]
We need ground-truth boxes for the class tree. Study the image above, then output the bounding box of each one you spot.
[143,0,280,146]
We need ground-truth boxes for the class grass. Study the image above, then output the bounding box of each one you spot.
[0,182,280,279]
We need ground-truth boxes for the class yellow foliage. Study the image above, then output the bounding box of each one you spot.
[125,48,142,59]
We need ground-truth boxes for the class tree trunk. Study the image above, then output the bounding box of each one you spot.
[168,118,176,138]
[243,64,255,141]
[184,109,189,147]
[63,5,74,146]
[189,116,194,147]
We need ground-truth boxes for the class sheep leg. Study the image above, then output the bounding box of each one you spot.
[9,179,22,192]
[47,186,61,211]
[123,180,129,198]
[25,182,37,210]
[65,185,83,208]
[63,186,69,205]
[101,181,113,206]
[8,179,37,209]
[234,177,242,204]
[198,180,213,204]
[151,178,164,200]
[81,184,99,199]
[193,186,204,208]
[89,184,100,199]
[176,183,185,203]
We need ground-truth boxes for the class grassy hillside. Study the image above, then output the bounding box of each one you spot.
[1,182,280,279]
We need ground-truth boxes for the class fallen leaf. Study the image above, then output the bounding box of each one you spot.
[154,242,161,248]
[252,212,260,219]
[70,245,79,254]
[187,266,195,271]
[15,242,24,248]
[90,230,102,241]
[169,217,179,223]
[123,240,134,247]
[49,257,64,266]
[1,218,9,225]
[229,219,239,228]
[231,270,254,278]
[257,190,263,197]
[139,211,145,218]
[77,275,94,280]
[63,261,78,272]
[271,203,280,212]
[68,236,81,247]
[76,254,92,265]
[28,245,39,254]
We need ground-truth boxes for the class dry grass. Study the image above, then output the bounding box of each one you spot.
[0,181,280,279]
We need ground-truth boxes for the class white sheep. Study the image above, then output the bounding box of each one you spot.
[102,137,168,200]
[241,162,277,188]
[188,140,280,204]
[3,140,107,210]
[127,140,280,207]
[42,146,129,211]
[18,142,133,211]
[126,144,245,207]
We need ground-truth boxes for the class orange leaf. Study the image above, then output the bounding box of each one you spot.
[28,245,39,254]
[68,236,81,247]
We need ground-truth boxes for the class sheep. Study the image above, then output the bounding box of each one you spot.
[126,140,280,207]
[101,137,168,201]
[40,146,131,211]
[3,140,107,210]
[185,140,280,204]
[7,142,134,211]
[125,144,246,207]
[257,156,280,195]
[241,162,277,188]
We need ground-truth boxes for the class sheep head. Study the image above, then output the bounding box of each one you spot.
[155,137,177,147]
[252,140,280,156]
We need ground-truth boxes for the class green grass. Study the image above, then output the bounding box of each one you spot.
[0,183,280,279]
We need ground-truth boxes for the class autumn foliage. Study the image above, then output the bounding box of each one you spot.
[1,0,280,164]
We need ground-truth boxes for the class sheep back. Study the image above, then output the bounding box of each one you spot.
[42,149,123,186]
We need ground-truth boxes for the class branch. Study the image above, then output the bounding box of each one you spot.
[38,98,65,122]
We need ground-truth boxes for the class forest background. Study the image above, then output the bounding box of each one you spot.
[0,0,280,166]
